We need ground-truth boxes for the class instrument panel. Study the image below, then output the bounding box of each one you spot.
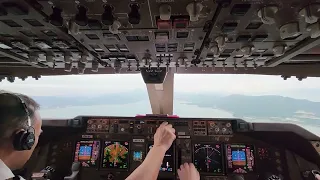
[36,116,317,180]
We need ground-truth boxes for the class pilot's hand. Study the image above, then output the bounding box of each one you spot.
[153,122,176,151]
[315,174,320,180]
[178,163,200,180]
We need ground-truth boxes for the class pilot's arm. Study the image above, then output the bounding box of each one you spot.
[125,122,176,180]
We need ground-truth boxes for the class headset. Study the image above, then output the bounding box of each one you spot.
[0,92,36,151]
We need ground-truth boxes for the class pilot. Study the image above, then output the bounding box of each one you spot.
[0,91,42,180]
[126,121,200,180]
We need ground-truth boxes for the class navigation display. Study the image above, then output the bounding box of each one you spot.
[226,144,255,173]
[193,143,224,174]
[101,141,129,169]
[74,140,100,167]
[148,144,174,172]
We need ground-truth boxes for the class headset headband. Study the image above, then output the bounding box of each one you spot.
[0,91,31,126]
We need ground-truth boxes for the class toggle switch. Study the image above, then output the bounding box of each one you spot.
[75,5,88,26]
[129,3,141,24]
[49,7,63,26]
[101,4,114,25]
[159,4,171,21]
[109,20,121,34]
[186,2,203,22]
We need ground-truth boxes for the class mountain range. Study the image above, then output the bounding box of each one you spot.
[32,92,320,119]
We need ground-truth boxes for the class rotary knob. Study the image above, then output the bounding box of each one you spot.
[307,22,320,38]
[258,6,279,24]
[210,45,220,57]
[215,36,228,50]
[75,5,88,26]
[240,46,254,58]
[107,173,115,180]
[299,4,320,24]
[279,22,300,40]
[273,45,286,57]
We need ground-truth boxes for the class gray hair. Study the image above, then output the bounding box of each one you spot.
[0,90,40,139]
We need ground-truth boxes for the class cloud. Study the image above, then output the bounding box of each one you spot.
[1,74,320,100]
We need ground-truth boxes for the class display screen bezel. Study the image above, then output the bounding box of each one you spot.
[192,142,225,175]
[74,140,101,168]
[146,142,175,173]
[225,144,256,174]
[100,140,130,171]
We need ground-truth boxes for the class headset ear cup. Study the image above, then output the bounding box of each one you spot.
[23,133,35,150]
[13,131,26,151]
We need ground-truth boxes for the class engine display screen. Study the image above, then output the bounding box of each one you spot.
[101,141,129,169]
[193,143,224,174]
[148,144,174,172]
[226,144,255,173]
[74,140,100,167]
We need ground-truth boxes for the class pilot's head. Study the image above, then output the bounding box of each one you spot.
[0,91,42,170]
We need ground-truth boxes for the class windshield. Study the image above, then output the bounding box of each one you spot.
[2,74,320,136]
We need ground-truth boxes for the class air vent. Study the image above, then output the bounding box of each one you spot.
[20,30,37,37]
[230,4,251,16]
[183,43,195,52]
[41,30,57,37]
[246,22,263,29]
[23,19,43,27]
[116,44,129,52]
[236,35,251,42]
[126,36,149,41]
[221,22,238,33]
[0,20,21,27]
[222,49,235,54]
[252,35,268,42]
[85,34,99,40]
[177,31,189,38]
[90,44,104,52]
[105,45,118,52]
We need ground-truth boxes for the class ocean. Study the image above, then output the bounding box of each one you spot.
[40,100,320,137]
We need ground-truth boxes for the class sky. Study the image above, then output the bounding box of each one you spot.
[1,74,320,101]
